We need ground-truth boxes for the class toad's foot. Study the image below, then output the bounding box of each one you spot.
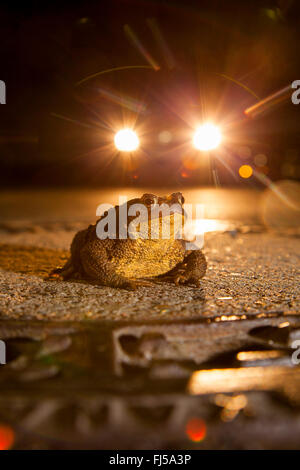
[46,260,78,281]
[159,250,207,287]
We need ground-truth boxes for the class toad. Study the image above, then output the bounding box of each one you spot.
[50,193,206,289]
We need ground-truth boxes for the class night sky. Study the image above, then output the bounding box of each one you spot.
[0,0,299,187]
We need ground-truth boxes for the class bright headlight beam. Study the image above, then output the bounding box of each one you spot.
[114,128,139,152]
[193,123,222,151]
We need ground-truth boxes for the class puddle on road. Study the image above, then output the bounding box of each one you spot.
[1,314,300,449]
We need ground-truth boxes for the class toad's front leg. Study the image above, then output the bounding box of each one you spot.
[81,241,152,290]
[160,250,207,287]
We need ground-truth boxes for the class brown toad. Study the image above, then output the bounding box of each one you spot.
[51,192,206,289]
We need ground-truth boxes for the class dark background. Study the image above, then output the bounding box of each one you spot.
[0,0,299,187]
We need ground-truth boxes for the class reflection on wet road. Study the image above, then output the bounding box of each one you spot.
[0,187,261,223]
[0,187,299,448]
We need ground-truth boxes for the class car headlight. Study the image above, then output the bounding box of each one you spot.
[193,123,222,151]
[114,128,140,151]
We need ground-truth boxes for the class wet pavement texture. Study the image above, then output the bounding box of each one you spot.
[0,188,299,449]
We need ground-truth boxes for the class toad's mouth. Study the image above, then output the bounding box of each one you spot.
[129,212,185,240]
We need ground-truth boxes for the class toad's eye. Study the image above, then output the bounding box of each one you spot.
[144,197,154,205]
[170,192,185,205]
[143,194,157,205]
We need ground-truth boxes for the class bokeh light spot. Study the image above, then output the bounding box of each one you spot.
[239,164,253,178]
[254,153,267,166]
[262,180,300,229]
[238,146,252,159]
[0,424,15,450]
[281,163,297,178]
[114,129,139,152]
[182,154,201,170]
[185,418,206,442]
[193,123,222,151]
[158,130,172,144]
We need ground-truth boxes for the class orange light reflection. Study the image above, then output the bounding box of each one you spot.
[185,418,206,442]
